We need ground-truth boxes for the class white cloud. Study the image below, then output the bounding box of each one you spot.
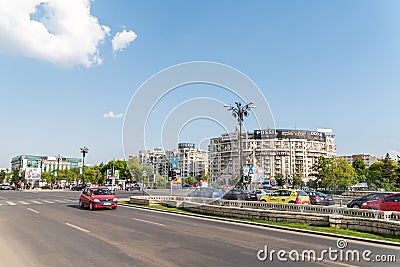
[104,111,123,119]
[0,0,110,68]
[112,29,137,52]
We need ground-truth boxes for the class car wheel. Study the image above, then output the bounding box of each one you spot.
[352,204,360,209]
[261,199,266,202]
[79,199,83,208]
[113,206,117,210]
[89,202,94,211]
[289,201,295,204]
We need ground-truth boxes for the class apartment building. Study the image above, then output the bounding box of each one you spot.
[208,129,336,183]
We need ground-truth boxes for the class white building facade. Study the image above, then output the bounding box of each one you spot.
[208,129,336,184]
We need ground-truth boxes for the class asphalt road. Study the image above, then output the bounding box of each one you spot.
[0,190,399,267]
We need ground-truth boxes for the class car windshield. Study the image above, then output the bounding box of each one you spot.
[92,188,112,195]
[296,190,308,196]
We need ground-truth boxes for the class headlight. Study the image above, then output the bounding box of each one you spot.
[93,199,100,203]
[113,198,118,202]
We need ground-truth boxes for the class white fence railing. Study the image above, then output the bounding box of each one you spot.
[129,196,400,221]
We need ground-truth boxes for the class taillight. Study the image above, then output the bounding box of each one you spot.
[296,194,301,204]
[315,196,321,200]
[211,192,215,197]
[246,194,250,197]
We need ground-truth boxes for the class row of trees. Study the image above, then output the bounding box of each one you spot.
[1,156,211,189]
[311,153,400,191]
[1,158,156,187]
[270,153,400,192]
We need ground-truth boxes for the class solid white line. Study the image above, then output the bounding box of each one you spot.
[6,201,16,206]
[65,223,90,233]
[131,218,166,226]
[31,200,42,204]
[27,208,39,214]
[19,201,29,205]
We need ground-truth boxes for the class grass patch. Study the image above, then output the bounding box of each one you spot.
[119,201,400,243]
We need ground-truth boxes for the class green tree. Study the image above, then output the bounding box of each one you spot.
[0,170,6,182]
[352,158,367,183]
[312,156,356,189]
[311,156,332,189]
[41,171,50,184]
[292,173,304,188]
[126,157,141,182]
[274,173,284,187]
[381,153,397,191]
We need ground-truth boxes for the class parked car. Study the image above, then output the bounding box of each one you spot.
[71,184,88,191]
[0,183,11,190]
[306,191,335,206]
[347,192,392,208]
[79,186,118,210]
[104,184,119,192]
[0,183,10,190]
[260,189,310,204]
[222,189,258,201]
[187,188,222,198]
[126,184,142,191]
[361,193,400,211]
[251,189,272,200]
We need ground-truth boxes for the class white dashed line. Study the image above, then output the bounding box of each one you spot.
[27,208,40,214]
[65,223,90,233]
[131,218,166,226]
[6,201,16,206]
[41,200,55,204]
[31,201,42,204]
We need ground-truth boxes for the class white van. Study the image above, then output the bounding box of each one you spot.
[104,184,118,192]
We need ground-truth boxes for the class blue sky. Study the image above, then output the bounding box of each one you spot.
[1,0,400,168]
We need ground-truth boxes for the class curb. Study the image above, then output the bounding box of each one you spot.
[119,203,400,247]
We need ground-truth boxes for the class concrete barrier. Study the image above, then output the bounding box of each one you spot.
[129,196,400,236]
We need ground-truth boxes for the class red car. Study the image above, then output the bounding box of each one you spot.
[361,193,400,211]
[79,186,118,210]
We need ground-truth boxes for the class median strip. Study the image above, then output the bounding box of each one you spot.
[65,223,90,233]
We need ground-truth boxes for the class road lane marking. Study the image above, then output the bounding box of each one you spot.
[65,223,90,233]
[31,201,42,204]
[42,200,55,203]
[54,200,65,203]
[19,201,30,205]
[131,218,166,226]
[27,208,39,214]
[6,201,16,206]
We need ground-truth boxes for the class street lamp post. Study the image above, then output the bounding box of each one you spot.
[224,101,256,189]
[79,147,89,185]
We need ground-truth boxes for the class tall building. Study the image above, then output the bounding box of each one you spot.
[208,129,336,183]
[176,143,208,179]
[138,144,208,179]
[11,155,82,172]
[339,154,381,168]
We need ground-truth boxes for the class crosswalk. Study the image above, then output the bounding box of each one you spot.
[0,199,77,206]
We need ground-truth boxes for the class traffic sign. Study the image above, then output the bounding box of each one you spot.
[142,171,147,177]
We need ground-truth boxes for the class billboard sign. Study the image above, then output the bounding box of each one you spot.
[254,129,326,142]
[221,132,238,141]
[178,143,195,149]
[25,168,41,179]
